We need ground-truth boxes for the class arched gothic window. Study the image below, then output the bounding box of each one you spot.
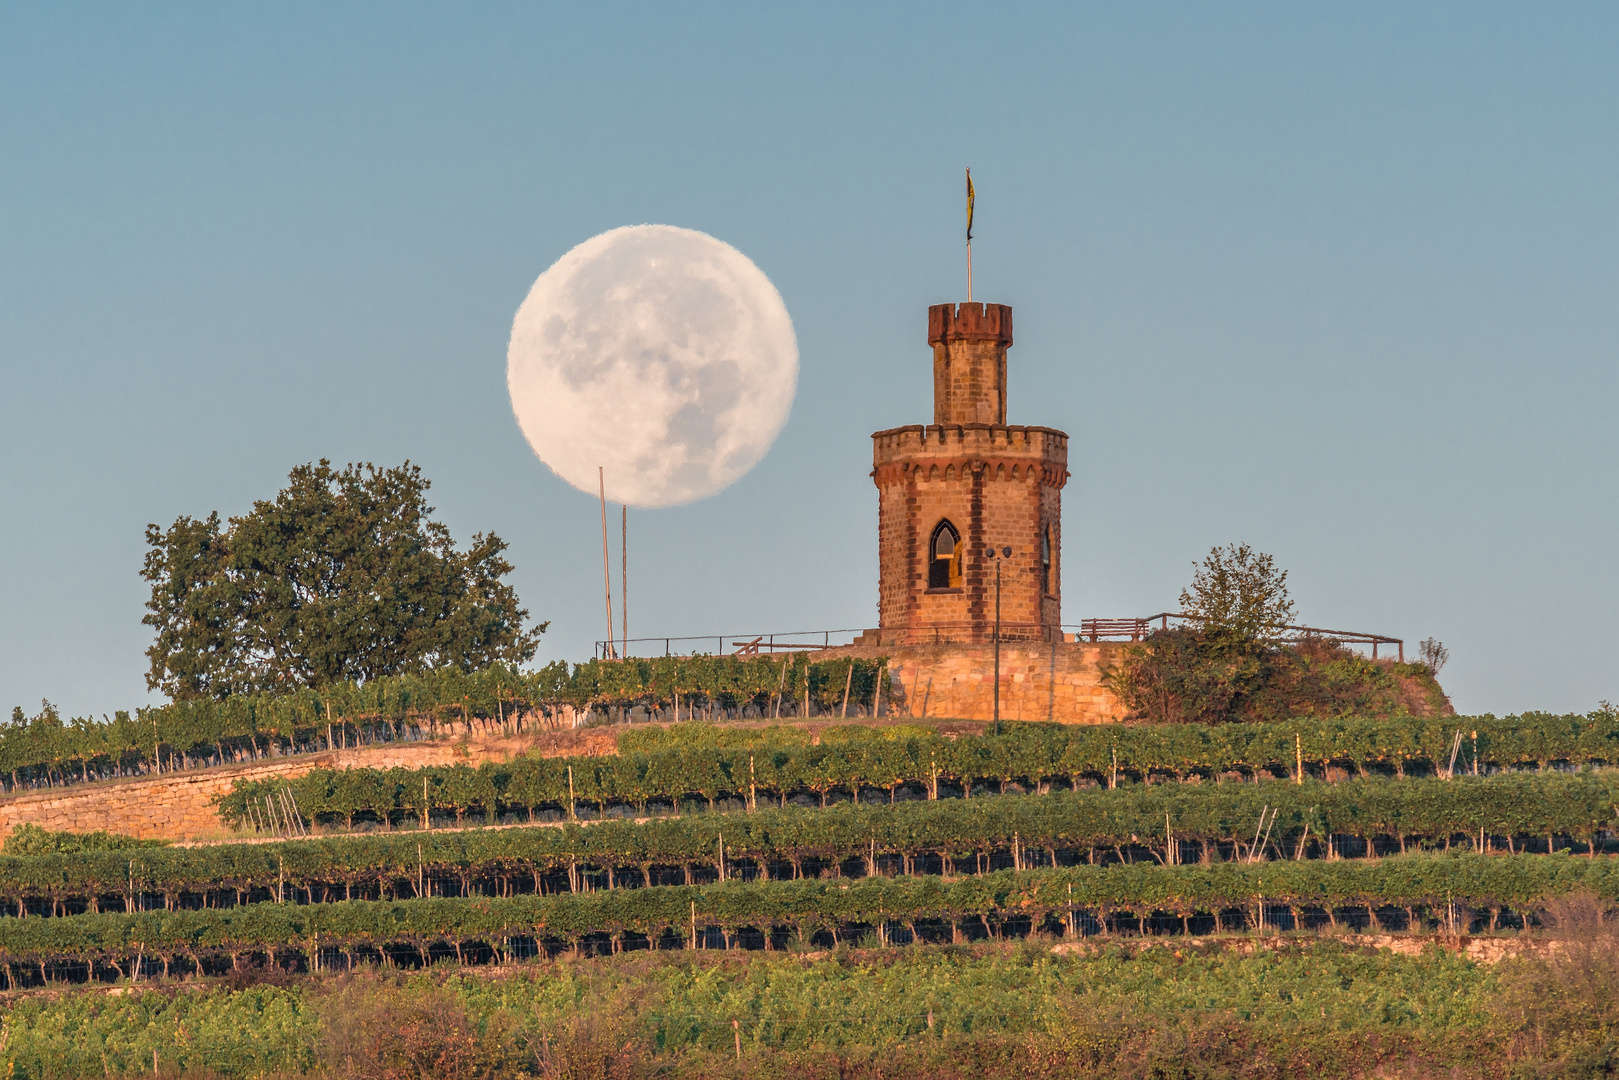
[1041,526,1054,595]
[929,520,962,590]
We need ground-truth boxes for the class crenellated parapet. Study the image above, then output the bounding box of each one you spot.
[871,424,1068,488]
[928,302,1013,346]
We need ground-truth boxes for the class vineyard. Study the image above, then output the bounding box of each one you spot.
[5,691,1619,1074]
[0,773,1600,918]
[0,854,1610,987]
[4,643,1614,800]
[216,712,1619,831]
[0,937,1510,1078]
[0,657,888,792]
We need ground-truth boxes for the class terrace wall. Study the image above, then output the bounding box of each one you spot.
[0,726,619,843]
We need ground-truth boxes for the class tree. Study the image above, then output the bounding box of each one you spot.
[1106,544,1293,724]
[1178,543,1296,647]
[1419,637,1449,676]
[142,460,545,700]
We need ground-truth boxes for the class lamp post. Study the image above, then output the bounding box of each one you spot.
[984,546,1012,735]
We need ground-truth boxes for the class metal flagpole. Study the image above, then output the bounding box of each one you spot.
[965,167,975,301]
[600,467,615,659]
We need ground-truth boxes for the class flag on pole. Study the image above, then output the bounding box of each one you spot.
[966,168,975,243]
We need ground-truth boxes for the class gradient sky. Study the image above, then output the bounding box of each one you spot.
[3,5,1615,719]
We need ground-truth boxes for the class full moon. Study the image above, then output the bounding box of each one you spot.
[507,225,798,507]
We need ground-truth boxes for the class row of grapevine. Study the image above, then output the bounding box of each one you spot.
[13,774,1616,911]
[218,716,1619,830]
[9,634,1615,798]
[0,657,889,792]
[616,713,1619,778]
[0,854,1611,973]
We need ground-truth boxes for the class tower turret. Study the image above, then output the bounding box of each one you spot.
[930,302,1012,425]
[872,302,1068,644]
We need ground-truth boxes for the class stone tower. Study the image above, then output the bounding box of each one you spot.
[871,302,1069,644]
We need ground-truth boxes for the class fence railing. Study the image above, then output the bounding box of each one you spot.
[599,614,1405,661]
[594,629,872,661]
[1077,613,1404,661]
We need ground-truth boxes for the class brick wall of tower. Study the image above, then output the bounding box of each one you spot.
[931,303,1011,426]
[874,302,1068,644]
[874,424,1066,642]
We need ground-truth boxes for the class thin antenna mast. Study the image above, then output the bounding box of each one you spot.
[621,504,628,654]
[600,467,615,659]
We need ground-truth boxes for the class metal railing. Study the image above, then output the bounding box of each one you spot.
[594,629,873,660]
[598,614,1405,661]
[1077,612,1404,661]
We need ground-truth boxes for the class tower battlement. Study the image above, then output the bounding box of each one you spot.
[871,424,1068,486]
[928,302,1013,346]
[873,422,1067,458]
[929,302,1012,426]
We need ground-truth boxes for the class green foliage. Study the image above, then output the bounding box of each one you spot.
[1112,544,1443,724]
[0,854,1607,968]
[1241,637,1446,723]
[1108,632,1447,724]
[215,712,1619,830]
[0,657,891,791]
[0,773,1610,911]
[1106,627,1262,724]
[0,982,320,1077]
[142,460,545,700]
[567,653,888,714]
[1491,895,1619,1066]
[1178,542,1296,647]
[0,944,1500,1078]
[0,824,165,857]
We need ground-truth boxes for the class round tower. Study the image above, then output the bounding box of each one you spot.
[872,302,1069,644]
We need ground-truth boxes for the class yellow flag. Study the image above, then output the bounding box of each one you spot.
[966,168,975,243]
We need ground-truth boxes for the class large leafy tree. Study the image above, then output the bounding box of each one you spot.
[142,460,545,700]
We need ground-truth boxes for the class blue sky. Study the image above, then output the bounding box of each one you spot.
[2,4,1615,718]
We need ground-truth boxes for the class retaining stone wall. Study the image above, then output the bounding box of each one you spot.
[0,725,620,844]
[825,640,1130,724]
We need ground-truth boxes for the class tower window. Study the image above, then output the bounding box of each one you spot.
[929,520,962,589]
[1041,526,1054,594]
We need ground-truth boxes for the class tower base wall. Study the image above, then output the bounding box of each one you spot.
[822,639,1130,725]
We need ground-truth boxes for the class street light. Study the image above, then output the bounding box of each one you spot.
[984,545,1012,735]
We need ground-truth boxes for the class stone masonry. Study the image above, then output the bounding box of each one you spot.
[0,743,471,843]
[0,726,621,843]
[872,301,1069,644]
[825,639,1129,725]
